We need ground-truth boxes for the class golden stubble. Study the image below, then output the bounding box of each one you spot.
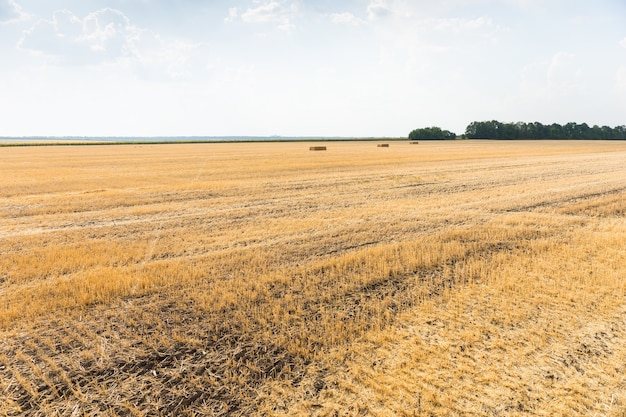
[1,140,625,416]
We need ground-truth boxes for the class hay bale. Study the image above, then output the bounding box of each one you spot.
[410,141,419,144]
[309,146,327,151]
[377,144,389,147]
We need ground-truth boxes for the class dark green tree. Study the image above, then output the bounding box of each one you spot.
[408,127,456,140]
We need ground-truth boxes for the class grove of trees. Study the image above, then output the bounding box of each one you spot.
[408,121,626,140]
[408,127,457,141]
[464,121,626,140]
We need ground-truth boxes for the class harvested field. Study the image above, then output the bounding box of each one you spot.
[1,140,625,416]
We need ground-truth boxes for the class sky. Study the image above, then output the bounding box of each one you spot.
[0,0,625,137]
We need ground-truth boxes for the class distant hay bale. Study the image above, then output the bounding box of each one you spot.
[410,141,419,144]
[309,146,327,151]
[377,144,389,147]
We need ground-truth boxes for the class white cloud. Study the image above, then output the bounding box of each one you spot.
[126,30,204,81]
[330,12,364,26]
[18,8,203,81]
[617,67,626,92]
[0,0,28,24]
[19,9,132,64]
[224,7,238,23]
[518,52,585,103]
[519,61,549,99]
[367,0,391,20]
[620,37,626,49]
[240,1,297,31]
[461,16,495,30]
[81,9,130,55]
[547,52,582,93]
[425,16,495,33]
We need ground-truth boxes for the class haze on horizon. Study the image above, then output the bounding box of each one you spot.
[0,0,625,138]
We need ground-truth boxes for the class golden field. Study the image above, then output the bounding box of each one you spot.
[1,140,625,416]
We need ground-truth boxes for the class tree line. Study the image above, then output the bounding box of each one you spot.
[465,121,626,140]
[409,121,626,140]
